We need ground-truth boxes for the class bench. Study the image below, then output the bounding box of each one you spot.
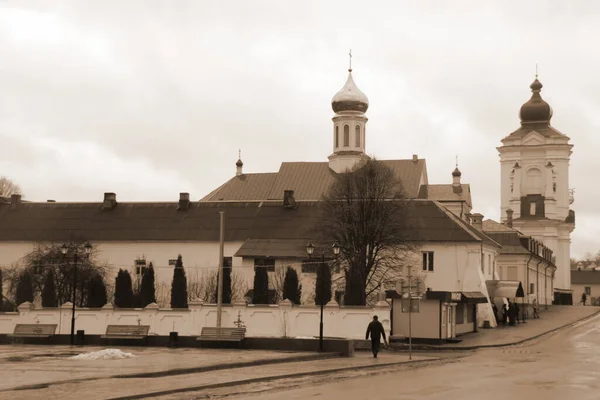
[101,325,150,340]
[197,327,246,342]
[9,324,57,338]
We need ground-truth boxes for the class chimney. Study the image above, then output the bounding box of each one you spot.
[283,190,296,208]
[10,194,21,209]
[465,213,472,224]
[506,208,514,228]
[236,157,243,176]
[178,192,190,211]
[412,154,418,163]
[470,213,483,230]
[102,192,117,210]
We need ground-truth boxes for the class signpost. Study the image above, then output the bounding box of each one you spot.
[398,266,424,361]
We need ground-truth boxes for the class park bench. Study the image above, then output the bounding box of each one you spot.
[9,324,57,338]
[101,325,150,340]
[197,327,246,343]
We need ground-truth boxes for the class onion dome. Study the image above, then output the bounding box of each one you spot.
[236,158,243,167]
[519,78,553,124]
[331,70,369,113]
[452,167,462,177]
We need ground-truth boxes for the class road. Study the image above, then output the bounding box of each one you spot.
[171,314,600,400]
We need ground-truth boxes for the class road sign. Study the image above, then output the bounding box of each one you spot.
[401,298,420,313]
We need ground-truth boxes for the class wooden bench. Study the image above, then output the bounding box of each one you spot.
[9,324,57,338]
[101,325,150,340]
[197,327,246,342]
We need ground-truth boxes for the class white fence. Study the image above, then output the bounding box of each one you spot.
[0,299,391,340]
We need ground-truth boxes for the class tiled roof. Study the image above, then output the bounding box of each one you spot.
[483,219,528,255]
[200,158,428,202]
[434,207,500,247]
[418,184,472,206]
[0,199,492,246]
[482,219,519,233]
[571,270,600,285]
[502,123,569,141]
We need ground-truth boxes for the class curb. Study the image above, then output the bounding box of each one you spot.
[106,356,442,400]
[389,309,600,352]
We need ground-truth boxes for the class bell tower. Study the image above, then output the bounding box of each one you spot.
[328,51,369,173]
[498,76,575,304]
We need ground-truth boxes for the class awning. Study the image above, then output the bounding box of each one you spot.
[234,239,310,258]
[461,292,488,304]
[486,280,525,299]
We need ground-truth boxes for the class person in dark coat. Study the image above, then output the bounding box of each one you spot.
[366,315,387,358]
[492,302,499,323]
[502,303,508,325]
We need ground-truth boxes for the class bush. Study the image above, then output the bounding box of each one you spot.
[315,261,332,306]
[213,264,232,304]
[344,268,364,306]
[114,269,134,308]
[41,270,57,307]
[86,274,107,308]
[252,266,269,304]
[16,271,34,306]
[283,267,302,304]
[171,255,188,308]
[140,262,157,307]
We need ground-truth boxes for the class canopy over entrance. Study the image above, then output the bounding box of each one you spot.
[486,280,525,299]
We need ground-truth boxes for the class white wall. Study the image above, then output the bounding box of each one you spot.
[0,300,391,340]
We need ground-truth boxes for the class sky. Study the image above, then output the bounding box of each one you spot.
[0,1,599,258]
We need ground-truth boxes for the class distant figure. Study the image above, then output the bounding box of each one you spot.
[514,302,520,324]
[532,298,540,319]
[492,303,499,323]
[508,301,516,326]
[502,303,508,325]
[366,315,387,358]
[582,292,587,306]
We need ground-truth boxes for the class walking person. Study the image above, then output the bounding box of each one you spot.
[582,292,587,306]
[366,315,388,358]
[501,303,508,326]
[532,298,540,319]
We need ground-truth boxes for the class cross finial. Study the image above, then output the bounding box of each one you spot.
[455,154,458,168]
[535,63,538,79]
[348,49,352,72]
[238,149,241,159]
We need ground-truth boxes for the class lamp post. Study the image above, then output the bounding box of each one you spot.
[306,241,340,353]
[62,242,92,345]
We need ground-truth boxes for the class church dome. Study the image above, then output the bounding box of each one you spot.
[519,78,553,124]
[331,70,369,113]
[452,167,462,177]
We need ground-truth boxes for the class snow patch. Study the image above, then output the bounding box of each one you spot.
[71,349,136,360]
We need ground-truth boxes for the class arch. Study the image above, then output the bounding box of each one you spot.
[335,126,339,148]
[524,167,543,195]
[343,125,349,147]
[355,125,361,147]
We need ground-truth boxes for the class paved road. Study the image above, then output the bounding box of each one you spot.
[208,314,600,400]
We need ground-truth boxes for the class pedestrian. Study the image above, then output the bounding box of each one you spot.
[532,298,540,319]
[582,292,587,306]
[514,302,520,324]
[508,301,516,326]
[492,302,499,323]
[502,303,508,326]
[366,315,387,358]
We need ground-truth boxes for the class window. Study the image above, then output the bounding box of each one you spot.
[223,257,232,269]
[530,202,536,215]
[529,283,535,294]
[343,125,350,147]
[335,126,339,148]
[422,252,434,272]
[455,303,464,324]
[301,260,317,274]
[488,255,491,275]
[355,125,361,147]
[585,287,591,296]
[135,258,147,275]
[466,305,474,323]
[254,258,275,272]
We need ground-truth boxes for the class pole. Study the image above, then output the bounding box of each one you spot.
[319,253,325,352]
[408,265,412,360]
[216,211,225,334]
[70,252,77,346]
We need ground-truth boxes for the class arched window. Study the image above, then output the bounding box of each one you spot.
[525,168,543,194]
[355,125,361,147]
[343,125,349,147]
[335,126,339,148]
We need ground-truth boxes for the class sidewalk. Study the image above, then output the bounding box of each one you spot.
[391,305,600,350]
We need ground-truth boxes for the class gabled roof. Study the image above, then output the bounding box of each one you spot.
[571,270,600,285]
[433,207,500,247]
[482,219,520,233]
[200,158,428,202]
[418,184,472,207]
[0,199,494,246]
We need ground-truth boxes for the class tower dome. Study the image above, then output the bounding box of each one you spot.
[331,69,369,113]
[452,167,462,177]
[519,78,553,124]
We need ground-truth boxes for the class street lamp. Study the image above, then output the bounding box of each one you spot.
[307,241,340,353]
[62,242,92,345]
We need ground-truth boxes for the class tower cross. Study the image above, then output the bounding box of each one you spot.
[238,149,241,159]
[535,63,538,79]
[349,49,352,71]
[456,154,458,168]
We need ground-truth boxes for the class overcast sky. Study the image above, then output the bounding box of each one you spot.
[0,1,598,258]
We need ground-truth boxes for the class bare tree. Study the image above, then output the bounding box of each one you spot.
[0,176,21,197]
[230,272,249,302]
[270,265,287,303]
[317,158,415,305]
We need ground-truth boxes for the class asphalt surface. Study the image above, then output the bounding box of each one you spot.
[212,313,600,400]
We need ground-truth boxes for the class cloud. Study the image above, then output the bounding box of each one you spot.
[0,0,598,257]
